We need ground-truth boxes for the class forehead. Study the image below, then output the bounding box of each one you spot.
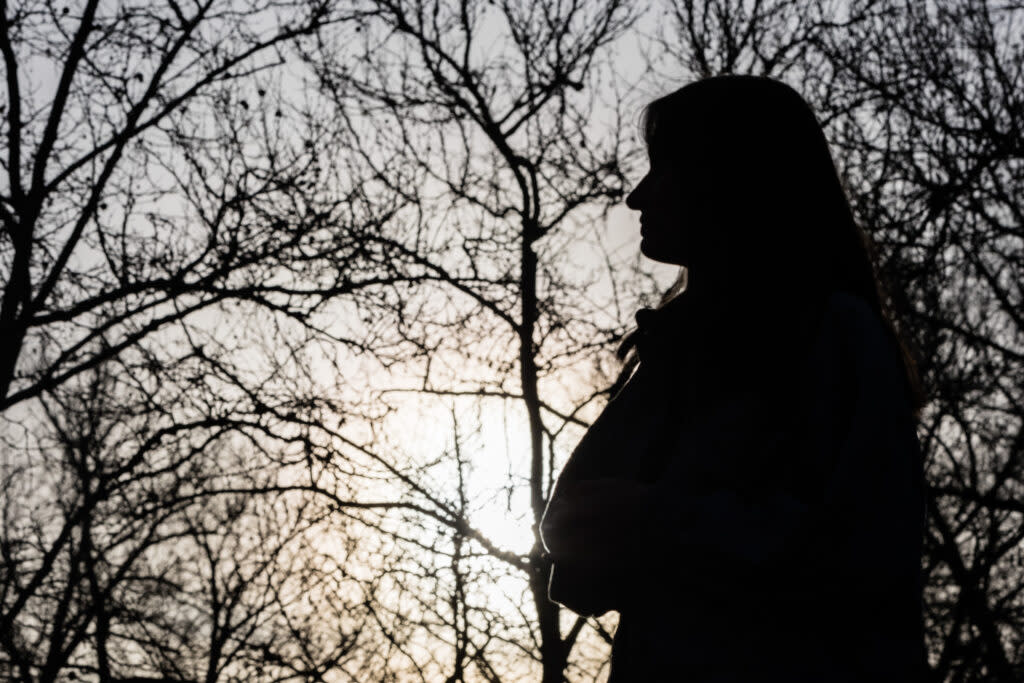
[646,128,710,165]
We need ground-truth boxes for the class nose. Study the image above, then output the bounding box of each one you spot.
[625,177,645,211]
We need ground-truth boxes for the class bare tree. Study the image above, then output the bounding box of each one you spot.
[291,1,655,680]
[1,336,378,680]
[651,0,842,80]
[0,1,407,679]
[819,2,1024,679]
[11,0,1018,680]
[0,0,404,411]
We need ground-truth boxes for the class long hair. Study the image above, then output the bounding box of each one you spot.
[619,75,924,415]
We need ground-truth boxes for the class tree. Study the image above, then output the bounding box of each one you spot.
[0,0,399,410]
[0,1,402,678]
[3,363,370,680]
[292,1,652,680]
[820,2,1024,678]
[7,0,1018,680]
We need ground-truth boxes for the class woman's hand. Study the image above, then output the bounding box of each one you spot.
[541,478,656,566]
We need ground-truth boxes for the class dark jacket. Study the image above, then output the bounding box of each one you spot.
[541,290,928,682]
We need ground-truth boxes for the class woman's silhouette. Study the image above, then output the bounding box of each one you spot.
[540,75,928,682]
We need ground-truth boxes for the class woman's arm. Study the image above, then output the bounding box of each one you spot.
[542,476,652,616]
[540,362,672,616]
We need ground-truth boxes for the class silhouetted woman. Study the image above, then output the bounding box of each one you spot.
[540,75,928,682]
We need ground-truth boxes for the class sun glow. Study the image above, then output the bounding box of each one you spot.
[467,407,538,555]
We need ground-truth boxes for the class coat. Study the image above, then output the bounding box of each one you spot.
[540,290,929,682]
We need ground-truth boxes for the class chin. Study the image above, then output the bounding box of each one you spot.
[640,240,685,266]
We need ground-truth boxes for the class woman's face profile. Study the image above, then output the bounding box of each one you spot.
[625,140,704,267]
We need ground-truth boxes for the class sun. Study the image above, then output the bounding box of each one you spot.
[464,400,538,556]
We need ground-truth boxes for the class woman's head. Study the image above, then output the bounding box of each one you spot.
[624,75,923,412]
[627,76,860,291]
